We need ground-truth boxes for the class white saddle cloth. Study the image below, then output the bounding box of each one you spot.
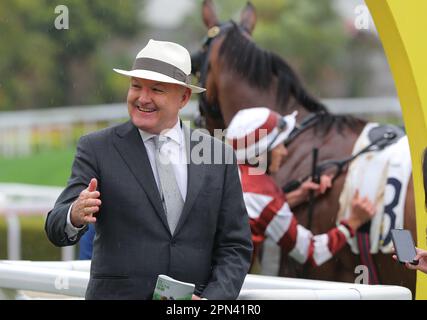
[337,123,412,254]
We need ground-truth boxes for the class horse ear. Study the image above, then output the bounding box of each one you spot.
[202,0,219,29]
[240,2,257,34]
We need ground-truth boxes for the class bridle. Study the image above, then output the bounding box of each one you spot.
[192,21,250,127]
[284,112,325,147]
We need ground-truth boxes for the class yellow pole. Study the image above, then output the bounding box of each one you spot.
[366,0,427,299]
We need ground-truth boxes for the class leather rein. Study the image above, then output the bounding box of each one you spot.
[282,114,398,193]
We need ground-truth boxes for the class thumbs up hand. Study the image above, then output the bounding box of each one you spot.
[70,178,102,227]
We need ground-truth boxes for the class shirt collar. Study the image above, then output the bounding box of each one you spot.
[138,119,182,145]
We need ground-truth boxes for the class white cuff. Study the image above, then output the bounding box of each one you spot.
[65,202,85,241]
[337,223,352,240]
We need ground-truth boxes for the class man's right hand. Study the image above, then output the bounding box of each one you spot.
[70,178,101,227]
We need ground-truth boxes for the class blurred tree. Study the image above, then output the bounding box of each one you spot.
[0,0,143,110]
[253,0,349,96]
[182,0,351,97]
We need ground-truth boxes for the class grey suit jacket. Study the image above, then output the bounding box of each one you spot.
[45,121,252,300]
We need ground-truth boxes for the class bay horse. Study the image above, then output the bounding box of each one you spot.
[191,0,417,294]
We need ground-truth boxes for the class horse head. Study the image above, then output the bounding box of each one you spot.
[191,0,257,133]
[193,1,374,178]
[192,1,334,136]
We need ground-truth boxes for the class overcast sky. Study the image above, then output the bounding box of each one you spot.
[145,0,372,26]
[144,0,196,28]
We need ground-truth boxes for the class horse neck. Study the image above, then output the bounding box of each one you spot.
[288,103,312,122]
[216,70,313,125]
[216,68,280,126]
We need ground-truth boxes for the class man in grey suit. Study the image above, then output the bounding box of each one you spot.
[45,39,253,300]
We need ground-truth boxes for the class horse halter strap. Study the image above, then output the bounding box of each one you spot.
[284,112,325,147]
[198,21,246,121]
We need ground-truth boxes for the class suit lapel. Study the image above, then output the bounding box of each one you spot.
[174,125,206,235]
[112,121,169,231]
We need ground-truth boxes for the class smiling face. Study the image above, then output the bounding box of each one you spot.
[127,77,192,134]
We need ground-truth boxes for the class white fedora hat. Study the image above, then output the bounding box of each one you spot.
[113,39,206,93]
[226,107,297,162]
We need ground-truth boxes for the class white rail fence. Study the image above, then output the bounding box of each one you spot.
[0,183,74,261]
[0,97,402,157]
[0,260,411,300]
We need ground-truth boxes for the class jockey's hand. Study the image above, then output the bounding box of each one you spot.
[70,178,101,227]
[393,247,427,274]
[347,189,376,231]
[285,175,332,208]
[316,175,332,194]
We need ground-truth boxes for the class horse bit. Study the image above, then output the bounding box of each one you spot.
[192,21,250,128]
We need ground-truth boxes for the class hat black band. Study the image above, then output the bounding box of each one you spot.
[132,57,191,85]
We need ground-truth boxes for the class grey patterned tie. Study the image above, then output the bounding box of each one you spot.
[153,135,184,234]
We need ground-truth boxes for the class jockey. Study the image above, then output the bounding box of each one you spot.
[226,107,376,268]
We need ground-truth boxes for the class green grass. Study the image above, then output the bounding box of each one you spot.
[0,216,63,260]
[0,147,77,260]
[0,147,75,186]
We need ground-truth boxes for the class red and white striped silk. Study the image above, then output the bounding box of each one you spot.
[239,164,354,267]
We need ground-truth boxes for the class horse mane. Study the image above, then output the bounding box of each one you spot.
[218,23,364,134]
